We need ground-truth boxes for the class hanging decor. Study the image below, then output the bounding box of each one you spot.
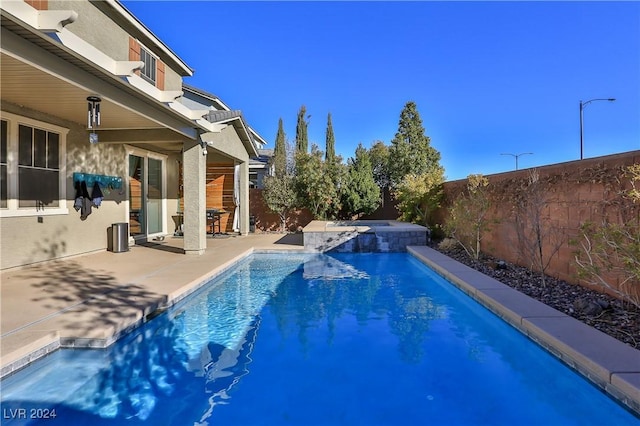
[72,172,122,220]
[73,172,122,190]
[87,95,101,144]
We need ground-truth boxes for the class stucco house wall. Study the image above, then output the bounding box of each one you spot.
[49,0,128,60]
[1,101,128,269]
[47,0,185,91]
[1,0,263,269]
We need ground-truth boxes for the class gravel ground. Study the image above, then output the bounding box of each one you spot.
[434,246,640,349]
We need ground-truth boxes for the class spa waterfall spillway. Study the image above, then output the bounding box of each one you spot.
[303,220,429,253]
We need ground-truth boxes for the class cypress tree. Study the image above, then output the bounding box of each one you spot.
[325,113,336,164]
[273,118,286,177]
[295,105,309,153]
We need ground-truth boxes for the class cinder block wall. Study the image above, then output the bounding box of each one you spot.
[436,150,640,298]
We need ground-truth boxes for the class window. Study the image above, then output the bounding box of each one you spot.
[18,124,60,208]
[140,47,156,85]
[0,112,68,216]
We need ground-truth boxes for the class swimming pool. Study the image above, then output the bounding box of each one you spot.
[1,253,638,425]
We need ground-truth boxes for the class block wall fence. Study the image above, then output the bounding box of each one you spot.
[249,150,640,298]
[434,150,640,298]
[249,186,398,233]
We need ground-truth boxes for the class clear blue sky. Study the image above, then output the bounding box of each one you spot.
[122,1,640,181]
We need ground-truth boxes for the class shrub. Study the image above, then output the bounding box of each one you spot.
[443,174,492,260]
[394,169,444,226]
[438,237,459,251]
[512,169,565,287]
[574,164,640,308]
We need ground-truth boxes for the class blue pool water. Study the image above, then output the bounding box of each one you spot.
[1,253,638,425]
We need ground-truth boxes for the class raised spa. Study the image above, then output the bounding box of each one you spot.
[303,220,429,252]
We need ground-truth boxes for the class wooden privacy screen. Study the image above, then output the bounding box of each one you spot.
[179,162,236,233]
[129,164,143,235]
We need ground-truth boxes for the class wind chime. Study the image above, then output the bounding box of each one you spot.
[87,95,101,144]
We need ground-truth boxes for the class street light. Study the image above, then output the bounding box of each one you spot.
[501,152,533,171]
[579,98,615,160]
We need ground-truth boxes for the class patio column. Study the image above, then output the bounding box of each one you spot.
[239,160,249,235]
[182,139,206,255]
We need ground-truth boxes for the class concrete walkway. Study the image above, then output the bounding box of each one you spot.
[0,234,304,377]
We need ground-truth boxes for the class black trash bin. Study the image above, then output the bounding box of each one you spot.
[108,222,129,253]
[249,215,256,233]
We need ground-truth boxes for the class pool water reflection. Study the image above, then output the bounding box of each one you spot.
[1,253,638,425]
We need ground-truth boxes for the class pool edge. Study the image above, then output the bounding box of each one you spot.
[0,248,262,380]
[407,245,640,417]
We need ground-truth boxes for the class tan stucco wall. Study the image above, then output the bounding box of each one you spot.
[163,67,183,92]
[50,0,129,61]
[47,0,184,91]
[0,118,185,268]
[1,103,128,270]
[205,126,250,163]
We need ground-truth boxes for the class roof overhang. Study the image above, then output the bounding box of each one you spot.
[1,9,201,151]
[183,84,268,151]
[202,110,259,158]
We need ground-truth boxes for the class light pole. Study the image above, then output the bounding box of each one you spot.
[579,98,615,160]
[501,152,533,171]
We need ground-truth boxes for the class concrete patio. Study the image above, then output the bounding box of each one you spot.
[1,236,638,416]
[0,233,304,378]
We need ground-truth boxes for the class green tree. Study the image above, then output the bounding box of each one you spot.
[323,112,345,219]
[341,144,381,218]
[394,167,444,226]
[273,118,286,177]
[325,113,336,164]
[388,101,441,188]
[368,140,390,190]
[263,135,296,232]
[295,105,309,154]
[262,174,297,232]
[295,144,338,219]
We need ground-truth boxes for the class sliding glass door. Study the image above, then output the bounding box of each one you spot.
[128,151,165,238]
[147,157,163,234]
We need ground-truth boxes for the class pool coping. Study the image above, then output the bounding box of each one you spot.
[303,220,429,252]
[303,219,428,233]
[407,245,640,416]
[0,245,305,379]
[2,243,639,417]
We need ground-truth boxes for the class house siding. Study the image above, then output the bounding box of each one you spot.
[47,0,184,91]
[0,102,128,270]
[1,0,260,268]
[50,0,130,61]
[0,114,183,270]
